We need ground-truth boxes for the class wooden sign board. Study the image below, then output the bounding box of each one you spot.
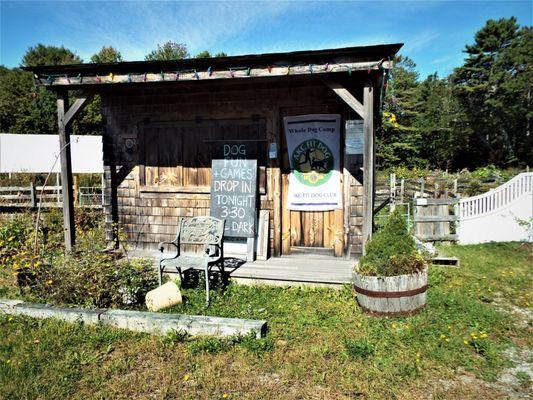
[210,158,257,238]
[256,210,270,260]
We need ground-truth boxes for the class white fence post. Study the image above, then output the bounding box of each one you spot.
[390,173,396,212]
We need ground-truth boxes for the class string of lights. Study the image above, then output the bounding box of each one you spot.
[35,60,387,86]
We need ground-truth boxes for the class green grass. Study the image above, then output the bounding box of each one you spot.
[438,242,532,308]
[0,242,531,399]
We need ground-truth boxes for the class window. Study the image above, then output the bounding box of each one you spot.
[140,119,267,193]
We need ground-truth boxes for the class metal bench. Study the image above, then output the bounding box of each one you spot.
[158,216,225,305]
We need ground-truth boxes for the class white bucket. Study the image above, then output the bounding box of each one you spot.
[145,282,183,312]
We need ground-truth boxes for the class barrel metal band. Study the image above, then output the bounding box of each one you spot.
[354,284,428,298]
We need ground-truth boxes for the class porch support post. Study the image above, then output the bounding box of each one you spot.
[57,91,76,250]
[362,81,374,254]
[324,79,370,257]
[56,90,95,250]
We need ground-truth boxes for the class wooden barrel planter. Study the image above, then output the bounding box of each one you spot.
[353,268,428,316]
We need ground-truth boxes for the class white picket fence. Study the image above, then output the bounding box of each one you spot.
[458,172,533,244]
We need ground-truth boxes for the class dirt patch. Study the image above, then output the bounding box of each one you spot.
[491,296,533,330]
[437,366,531,399]
[434,296,533,399]
[437,372,510,399]
[498,347,533,397]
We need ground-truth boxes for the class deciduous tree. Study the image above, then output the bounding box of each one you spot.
[145,41,189,61]
[21,44,82,67]
[90,46,123,63]
[377,56,423,168]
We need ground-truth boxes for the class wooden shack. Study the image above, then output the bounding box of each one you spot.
[26,43,402,282]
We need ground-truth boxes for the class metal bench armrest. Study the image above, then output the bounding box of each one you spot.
[158,241,179,260]
[203,243,222,262]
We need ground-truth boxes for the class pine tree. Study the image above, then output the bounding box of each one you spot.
[415,74,470,169]
[452,17,531,167]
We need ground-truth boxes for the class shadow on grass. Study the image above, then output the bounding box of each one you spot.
[180,256,246,291]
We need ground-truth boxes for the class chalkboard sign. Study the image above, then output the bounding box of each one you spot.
[210,158,257,238]
[211,141,261,160]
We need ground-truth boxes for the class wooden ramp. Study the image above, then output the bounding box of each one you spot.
[229,254,355,287]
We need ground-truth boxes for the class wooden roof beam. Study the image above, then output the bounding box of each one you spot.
[324,80,365,120]
[64,91,94,127]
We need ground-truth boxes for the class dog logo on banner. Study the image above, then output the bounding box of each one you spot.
[292,139,334,186]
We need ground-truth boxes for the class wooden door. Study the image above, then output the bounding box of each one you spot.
[281,175,343,255]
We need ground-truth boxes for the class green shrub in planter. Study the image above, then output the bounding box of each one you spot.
[354,210,429,315]
[358,210,427,277]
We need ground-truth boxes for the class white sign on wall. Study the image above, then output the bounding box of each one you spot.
[283,114,342,211]
[345,120,364,155]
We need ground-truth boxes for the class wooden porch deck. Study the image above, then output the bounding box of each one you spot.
[230,254,355,287]
[130,250,356,287]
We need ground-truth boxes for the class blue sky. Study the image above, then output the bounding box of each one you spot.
[1,1,531,79]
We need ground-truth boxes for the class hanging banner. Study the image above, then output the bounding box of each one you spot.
[283,114,342,211]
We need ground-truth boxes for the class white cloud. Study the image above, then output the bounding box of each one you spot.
[47,1,309,61]
[429,54,455,65]
[402,31,439,53]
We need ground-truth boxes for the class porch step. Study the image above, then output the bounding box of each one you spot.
[231,276,345,289]
[289,246,335,257]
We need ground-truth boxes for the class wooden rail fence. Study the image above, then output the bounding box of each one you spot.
[376,171,531,243]
[413,197,459,242]
[0,184,102,209]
